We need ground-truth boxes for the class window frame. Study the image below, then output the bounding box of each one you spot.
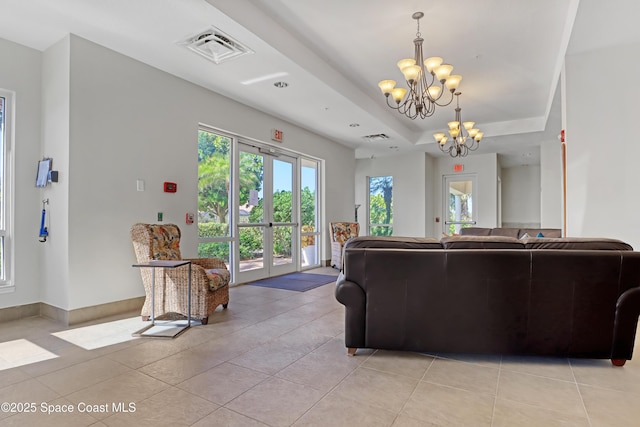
[0,89,13,292]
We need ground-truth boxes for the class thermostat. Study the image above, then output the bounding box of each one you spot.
[163,182,177,193]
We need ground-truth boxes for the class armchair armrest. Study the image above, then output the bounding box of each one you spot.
[184,257,228,270]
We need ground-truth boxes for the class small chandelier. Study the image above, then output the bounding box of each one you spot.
[433,92,483,157]
[377,11,462,120]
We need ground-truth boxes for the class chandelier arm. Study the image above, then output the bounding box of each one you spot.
[433,90,455,107]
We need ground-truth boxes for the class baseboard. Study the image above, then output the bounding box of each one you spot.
[1,297,145,326]
[0,302,40,323]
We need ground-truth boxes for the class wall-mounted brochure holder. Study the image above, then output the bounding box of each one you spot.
[35,158,59,187]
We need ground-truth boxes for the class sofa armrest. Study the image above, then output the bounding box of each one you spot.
[612,287,640,361]
[335,272,366,349]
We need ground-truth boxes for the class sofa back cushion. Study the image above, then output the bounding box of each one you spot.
[488,228,521,238]
[345,236,442,250]
[522,237,633,251]
[519,228,562,238]
[440,235,524,249]
[460,227,562,239]
[459,227,491,236]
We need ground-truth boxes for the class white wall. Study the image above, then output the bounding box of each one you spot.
[2,35,355,311]
[40,36,71,310]
[565,42,640,249]
[501,165,541,227]
[540,140,563,229]
[355,153,427,237]
[0,38,42,309]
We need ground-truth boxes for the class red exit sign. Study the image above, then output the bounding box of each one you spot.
[271,129,284,143]
[454,164,464,172]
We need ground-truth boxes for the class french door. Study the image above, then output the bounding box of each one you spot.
[235,143,298,283]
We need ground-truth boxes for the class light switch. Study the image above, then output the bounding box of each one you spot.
[136,179,145,192]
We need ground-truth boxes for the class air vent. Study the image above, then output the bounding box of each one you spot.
[362,133,390,142]
[177,26,254,64]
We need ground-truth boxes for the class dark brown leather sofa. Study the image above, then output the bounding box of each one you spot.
[335,235,640,365]
[460,227,562,238]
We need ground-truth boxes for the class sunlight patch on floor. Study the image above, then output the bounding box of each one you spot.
[0,339,58,370]
[51,316,141,350]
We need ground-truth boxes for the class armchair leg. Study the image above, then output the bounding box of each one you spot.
[223,303,228,309]
[347,347,357,356]
[142,316,150,321]
[200,317,208,325]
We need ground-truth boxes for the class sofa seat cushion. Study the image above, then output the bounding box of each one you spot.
[522,237,633,251]
[205,268,231,291]
[345,236,442,250]
[441,235,524,249]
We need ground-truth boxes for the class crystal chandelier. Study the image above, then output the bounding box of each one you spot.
[433,92,483,158]
[377,12,462,119]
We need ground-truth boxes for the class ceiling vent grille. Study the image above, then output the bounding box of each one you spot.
[177,26,253,64]
[362,133,390,142]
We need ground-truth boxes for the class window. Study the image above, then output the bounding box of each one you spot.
[300,158,319,268]
[197,127,232,267]
[0,90,11,289]
[368,176,393,236]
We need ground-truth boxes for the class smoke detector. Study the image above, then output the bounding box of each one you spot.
[177,26,254,64]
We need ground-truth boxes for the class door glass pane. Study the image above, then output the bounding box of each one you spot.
[273,159,292,222]
[369,176,393,236]
[239,151,265,272]
[272,159,292,267]
[448,179,474,234]
[273,225,292,266]
[301,159,318,267]
[239,226,264,272]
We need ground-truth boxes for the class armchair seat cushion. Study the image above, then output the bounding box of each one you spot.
[205,268,231,291]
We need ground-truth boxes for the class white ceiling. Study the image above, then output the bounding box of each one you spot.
[0,0,638,167]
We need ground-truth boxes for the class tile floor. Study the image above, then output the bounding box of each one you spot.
[1,267,640,426]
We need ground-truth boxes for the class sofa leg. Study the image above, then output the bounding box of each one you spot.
[223,303,228,309]
[347,347,357,356]
[611,359,626,366]
[200,317,208,325]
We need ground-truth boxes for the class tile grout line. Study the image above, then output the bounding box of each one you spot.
[569,358,594,427]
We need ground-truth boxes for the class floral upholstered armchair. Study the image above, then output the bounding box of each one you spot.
[329,222,360,269]
[130,223,230,325]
